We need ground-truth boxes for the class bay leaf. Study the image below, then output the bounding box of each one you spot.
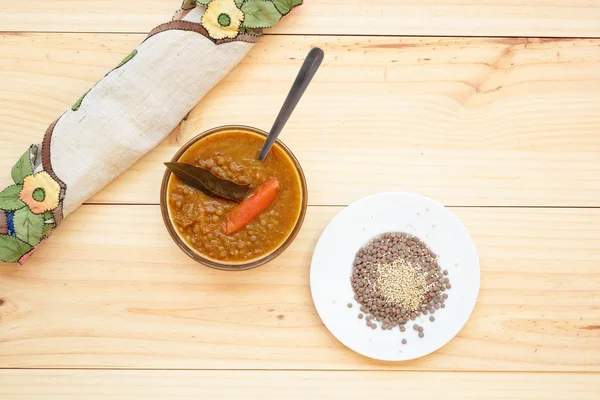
[164,162,250,202]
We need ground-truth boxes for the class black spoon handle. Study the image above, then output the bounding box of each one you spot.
[258,47,324,161]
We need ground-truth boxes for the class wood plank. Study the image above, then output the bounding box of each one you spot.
[0,205,598,370]
[0,370,598,399]
[0,0,599,37]
[1,34,600,207]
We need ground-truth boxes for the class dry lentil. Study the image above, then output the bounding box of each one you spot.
[402,339,407,344]
[349,232,452,341]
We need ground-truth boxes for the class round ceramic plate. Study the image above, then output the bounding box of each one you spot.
[310,192,480,361]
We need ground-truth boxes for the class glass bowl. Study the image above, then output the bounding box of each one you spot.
[160,125,308,270]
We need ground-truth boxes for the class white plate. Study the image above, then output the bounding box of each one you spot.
[310,192,480,361]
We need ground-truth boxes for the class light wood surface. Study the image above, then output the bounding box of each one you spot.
[1,0,599,397]
[1,370,598,399]
[0,205,598,370]
[0,0,599,37]
[2,34,600,206]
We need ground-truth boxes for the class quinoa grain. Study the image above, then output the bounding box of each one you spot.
[349,232,451,343]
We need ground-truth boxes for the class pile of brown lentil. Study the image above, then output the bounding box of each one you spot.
[350,232,451,341]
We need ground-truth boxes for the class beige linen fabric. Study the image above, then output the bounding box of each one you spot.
[52,7,254,216]
[0,4,262,264]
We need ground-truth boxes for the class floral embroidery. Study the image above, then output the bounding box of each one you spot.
[20,172,61,215]
[202,0,245,40]
[0,145,61,263]
[198,0,302,40]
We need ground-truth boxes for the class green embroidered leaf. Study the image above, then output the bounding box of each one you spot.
[239,26,263,35]
[182,0,197,9]
[13,207,45,246]
[241,0,282,28]
[42,222,55,238]
[43,210,55,222]
[115,49,138,69]
[197,0,212,4]
[0,234,33,263]
[272,0,302,15]
[0,185,25,211]
[72,89,91,111]
[11,147,34,185]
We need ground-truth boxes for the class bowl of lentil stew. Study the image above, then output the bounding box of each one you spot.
[160,125,307,270]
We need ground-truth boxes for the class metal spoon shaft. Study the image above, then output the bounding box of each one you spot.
[258,47,324,161]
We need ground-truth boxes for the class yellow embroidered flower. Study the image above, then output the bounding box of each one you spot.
[202,0,245,40]
[19,172,61,214]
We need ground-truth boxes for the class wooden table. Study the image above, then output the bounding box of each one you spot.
[1,1,599,398]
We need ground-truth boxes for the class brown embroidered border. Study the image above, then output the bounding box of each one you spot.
[41,118,67,227]
[0,210,7,235]
[146,20,260,45]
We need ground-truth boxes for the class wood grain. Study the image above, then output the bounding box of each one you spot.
[0,0,599,37]
[1,0,598,394]
[1,34,600,206]
[0,370,598,399]
[0,205,598,370]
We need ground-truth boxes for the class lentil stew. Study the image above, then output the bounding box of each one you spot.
[163,127,305,267]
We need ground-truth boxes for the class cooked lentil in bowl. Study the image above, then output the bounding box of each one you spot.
[161,126,307,269]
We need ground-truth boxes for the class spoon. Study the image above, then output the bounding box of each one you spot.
[257,47,324,161]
